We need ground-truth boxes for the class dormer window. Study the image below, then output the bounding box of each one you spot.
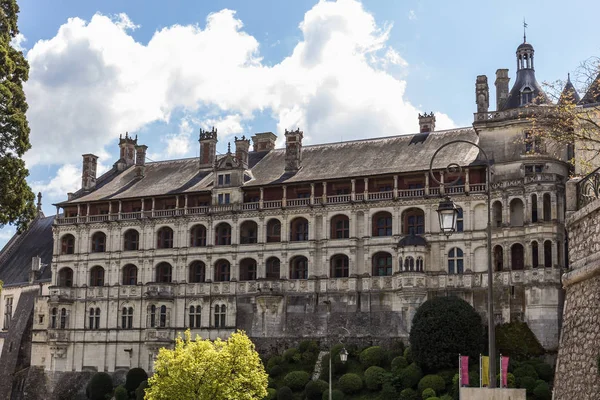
[521,87,533,105]
[218,174,231,186]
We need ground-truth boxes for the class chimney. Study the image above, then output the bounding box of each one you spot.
[418,112,436,133]
[118,132,137,167]
[29,256,41,283]
[135,145,148,178]
[81,154,99,191]
[234,135,250,168]
[475,75,489,113]
[67,192,74,201]
[199,127,218,168]
[495,69,510,110]
[37,192,43,215]
[284,128,303,172]
[251,132,277,152]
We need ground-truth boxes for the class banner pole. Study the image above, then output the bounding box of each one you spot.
[479,354,482,388]
[459,354,461,400]
[499,354,502,389]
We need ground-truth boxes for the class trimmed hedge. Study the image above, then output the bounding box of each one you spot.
[338,373,363,394]
[518,376,537,395]
[114,385,128,400]
[125,368,148,393]
[418,374,446,394]
[421,388,436,400]
[392,356,409,371]
[364,366,386,391]
[277,386,293,400]
[399,388,418,400]
[299,340,319,353]
[283,348,299,363]
[321,389,344,400]
[269,365,283,377]
[398,363,423,390]
[264,388,277,400]
[404,347,414,364]
[283,371,310,391]
[534,362,554,382]
[135,380,147,400]
[359,346,385,368]
[267,355,284,371]
[513,364,539,381]
[495,322,545,361]
[533,381,551,400]
[86,372,113,400]
[305,380,328,400]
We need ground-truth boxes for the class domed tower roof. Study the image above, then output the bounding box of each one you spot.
[499,39,550,111]
[559,73,581,105]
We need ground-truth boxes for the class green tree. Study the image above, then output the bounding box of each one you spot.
[409,296,484,370]
[145,330,268,400]
[0,0,36,232]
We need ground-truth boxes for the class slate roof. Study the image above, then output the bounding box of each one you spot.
[559,75,581,105]
[500,68,549,111]
[0,215,54,286]
[57,127,482,204]
[398,234,428,247]
[579,72,600,106]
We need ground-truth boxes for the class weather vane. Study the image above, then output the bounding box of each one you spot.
[523,18,528,43]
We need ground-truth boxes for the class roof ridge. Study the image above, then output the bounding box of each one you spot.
[0,216,39,268]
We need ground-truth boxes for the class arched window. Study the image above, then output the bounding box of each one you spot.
[214,260,231,282]
[509,199,524,227]
[215,223,232,245]
[239,258,257,281]
[240,221,258,244]
[124,229,139,251]
[532,241,539,268]
[60,308,67,329]
[492,201,503,228]
[372,212,392,237]
[90,266,105,286]
[494,245,504,271]
[190,225,207,247]
[416,257,424,272]
[91,232,106,253]
[330,254,349,278]
[266,219,281,243]
[214,304,226,328]
[290,256,308,279]
[404,256,415,272]
[331,215,350,239]
[266,257,280,280]
[543,194,551,221]
[149,305,156,328]
[159,305,167,327]
[403,208,425,235]
[521,87,533,105]
[121,307,133,329]
[448,248,464,274]
[88,307,100,330]
[51,308,57,329]
[511,244,524,271]
[61,234,75,255]
[122,264,138,285]
[157,227,174,249]
[290,218,309,241]
[58,268,73,287]
[544,240,552,268]
[531,194,538,223]
[155,262,172,283]
[189,305,201,328]
[372,252,392,276]
[188,261,205,283]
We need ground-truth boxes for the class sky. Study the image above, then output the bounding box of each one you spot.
[1,0,599,247]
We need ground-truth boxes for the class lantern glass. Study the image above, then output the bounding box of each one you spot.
[437,197,458,235]
[339,348,348,363]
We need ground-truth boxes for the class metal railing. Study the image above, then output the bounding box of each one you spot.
[577,166,600,209]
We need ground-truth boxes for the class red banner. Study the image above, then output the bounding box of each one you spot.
[460,356,469,387]
[501,356,510,387]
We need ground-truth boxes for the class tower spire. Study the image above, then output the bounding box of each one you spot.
[523,18,528,43]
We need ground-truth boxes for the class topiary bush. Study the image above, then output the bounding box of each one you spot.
[421,388,436,400]
[513,364,539,381]
[495,322,545,361]
[379,382,397,400]
[533,381,551,400]
[125,367,148,394]
[283,348,299,363]
[321,389,344,400]
[399,388,418,400]
[418,375,446,394]
[86,372,113,400]
[283,371,310,391]
[269,365,284,377]
[364,366,386,391]
[392,356,409,371]
[440,395,453,400]
[359,346,385,368]
[425,398,440,400]
[409,296,484,370]
[517,376,537,395]
[305,380,328,400]
[277,386,293,400]
[320,351,349,380]
[299,340,319,353]
[135,380,147,400]
[114,385,128,400]
[264,388,277,400]
[268,355,284,371]
[534,362,554,382]
[404,347,414,364]
[398,363,423,390]
[338,373,363,394]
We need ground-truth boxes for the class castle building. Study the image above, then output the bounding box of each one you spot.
[1,38,590,394]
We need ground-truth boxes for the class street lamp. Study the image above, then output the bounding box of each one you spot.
[328,326,350,400]
[429,139,496,388]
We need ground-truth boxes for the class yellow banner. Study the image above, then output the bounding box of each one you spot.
[481,356,490,386]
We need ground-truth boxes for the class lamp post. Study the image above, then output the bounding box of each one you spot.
[328,327,349,399]
[429,139,496,388]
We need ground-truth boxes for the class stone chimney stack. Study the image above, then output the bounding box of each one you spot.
[29,255,41,283]
[476,75,489,113]
[199,127,218,168]
[251,132,277,152]
[82,154,99,191]
[418,112,436,133]
[234,135,251,168]
[118,132,137,167]
[135,145,148,178]
[495,69,510,110]
[284,128,303,172]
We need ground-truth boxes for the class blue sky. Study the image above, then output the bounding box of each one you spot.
[1,0,599,247]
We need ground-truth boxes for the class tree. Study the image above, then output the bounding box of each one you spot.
[0,0,36,232]
[409,296,484,370]
[145,330,268,400]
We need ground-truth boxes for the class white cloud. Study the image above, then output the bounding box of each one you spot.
[24,0,455,192]
[11,33,26,51]
[408,10,417,20]
[32,164,82,197]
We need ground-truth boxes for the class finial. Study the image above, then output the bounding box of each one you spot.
[37,192,42,211]
[227,142,231,153]
[125,131,129,139]
[523,18,528,43]
[568,72,571,82]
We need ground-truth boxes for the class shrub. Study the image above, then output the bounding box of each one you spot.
[513,364,539,380]
[398,363,423,390]
[388,340,406,360]
[436,369,456,386]
[517,376,537,395]
[359,346,385,368]
[534,362,554,382]
[495,322,545,361]
[533,381,551,400]
[305,380,328,400]
[422,388,436,399]
[268,355,284,370]
[135,380,147,400]
[399,388,418,400]
[125,367,148,393]
[404,347,414,364]
[269,365,284,377]
[299,340,319,353]
[392,356,409,371]
[320,352,348,380]
[364,366,386,391]
[506,372,516,388]
[338,373,363,394]
[321,389,344,400]
[114,385,128,400]
[268,377,276,388]
[409,296,484,370]
[277,386,293,400]
[418,375,446,394]
[283,371,310,391]
[86,372,113,400]
[440,395,453,400]
[425,398,440,400]
[283,348,299,363]
[264,388,277,400]
[378,382,397,400]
